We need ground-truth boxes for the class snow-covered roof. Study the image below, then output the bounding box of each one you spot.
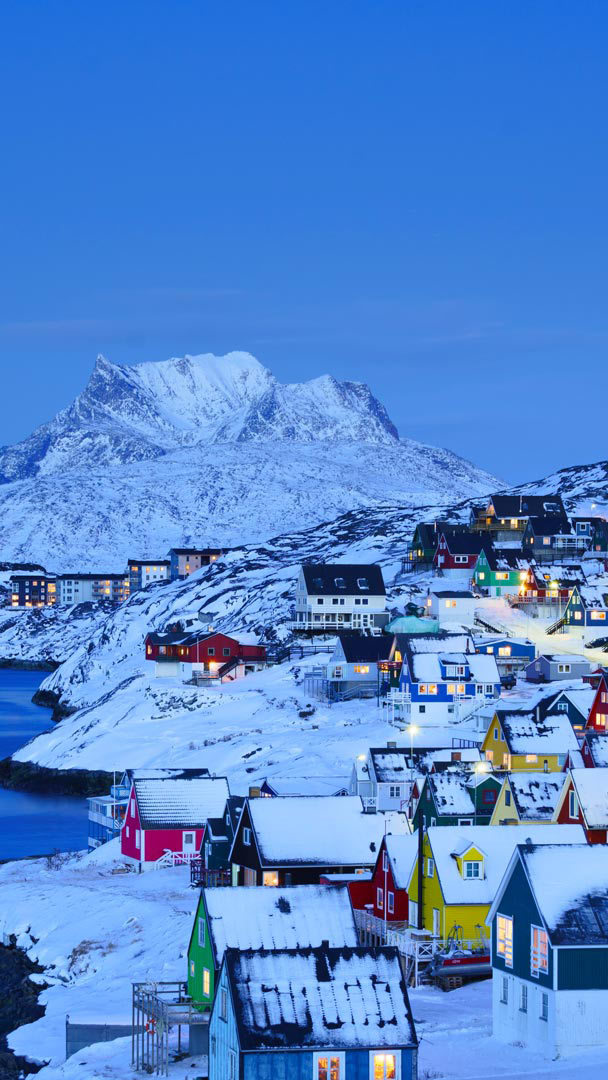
[425,773,475,817]
[244,796,408,867]
[385,834,419,890]
[203,883,357,965]
[133,775,230,829]
[519,843,608,945]
[541,654,591,667]
[583,733,608,768]
[408,633,473,654]
[225,946,417,1051]
[497,708,580,754]
[410,651,498,684]
[261,776,349,796]
[577,584,608,609]
[508,772,565,821]
[548,687,595,718]
[427,824,585,905]
[570,768,608,828]
[367,745,481,784]
[302,564,386,596]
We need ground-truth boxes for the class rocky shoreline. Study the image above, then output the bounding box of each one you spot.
[0,939,46,1077]
[0,758,114,797]
[31,686,74,723]
[0,659,58,673]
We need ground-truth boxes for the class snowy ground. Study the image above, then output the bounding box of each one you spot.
[12,657,482,788]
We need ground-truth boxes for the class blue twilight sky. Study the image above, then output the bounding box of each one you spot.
[0,1,607,482]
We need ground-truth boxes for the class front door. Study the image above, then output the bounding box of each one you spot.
[182,831,196,855]
[496,586,501,597]
[433,908,441,937]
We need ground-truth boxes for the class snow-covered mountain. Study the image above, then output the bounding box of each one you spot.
[0,351,499,569]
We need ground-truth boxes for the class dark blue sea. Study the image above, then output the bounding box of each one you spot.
[0,668,87,859]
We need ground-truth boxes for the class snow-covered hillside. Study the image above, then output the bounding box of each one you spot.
[518,459,608,516]
[0,351,499,569]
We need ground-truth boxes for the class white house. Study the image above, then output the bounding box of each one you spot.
[56,573,129,605]
[427,589,475,627]
[292,564,388,633]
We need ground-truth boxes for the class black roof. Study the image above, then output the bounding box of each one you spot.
[490,494,565,518]
[128,558,171,567]
[338,633,392,662]
[168,547,223,556]
[302,564,386,596]
[440,531,494,555]
[146,629,219,646]
[57,572,127,580]
[414,522,468,546]
[525,516,572,537]
[431,590,473,598]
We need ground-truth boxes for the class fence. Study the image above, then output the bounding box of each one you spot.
[353,908,489,987]
[66,1018,139,1059]
[132,981,209,1076]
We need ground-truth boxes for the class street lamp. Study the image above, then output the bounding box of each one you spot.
[473,760,490,826]
[406,724,419,821]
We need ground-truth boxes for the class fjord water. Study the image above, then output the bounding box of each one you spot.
[0,668,87,859]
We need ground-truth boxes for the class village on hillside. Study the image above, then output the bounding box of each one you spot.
[3,491,608,1079]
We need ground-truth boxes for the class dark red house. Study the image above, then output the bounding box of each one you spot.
[434,532,493,573]
[349,832,417,925]
[584,674,608,733]
[581,731,608,768]
[554,769,608,844]
[121,770,230,869]
[145,629,266,681]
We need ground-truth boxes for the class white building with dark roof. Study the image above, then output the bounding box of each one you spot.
[293,563,388,632]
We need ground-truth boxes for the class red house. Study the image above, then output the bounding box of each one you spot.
[121,770,230,869]
[553,769,608,844]
[581,731,608,768]
[145,629,266,681]
[434,532,493,573]
[350,832,418,925]
[584,674,608,732]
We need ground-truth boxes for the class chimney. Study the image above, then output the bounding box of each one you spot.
[387,741,397,749]
[248,786,261,799]
[321,939,329,950]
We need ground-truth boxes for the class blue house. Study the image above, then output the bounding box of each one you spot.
[487,842,608,1059]
[209,945,418,1080]
[398,633,501,723]
[563,585,608,630]
[476,636,536,672]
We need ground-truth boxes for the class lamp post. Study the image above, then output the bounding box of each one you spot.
[406,724,419,822]
[473,760,490,827]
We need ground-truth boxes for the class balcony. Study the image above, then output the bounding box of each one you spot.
[189,860,232,887]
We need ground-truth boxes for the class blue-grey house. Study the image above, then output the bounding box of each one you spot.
[524,653,592,684]
[476,636,536,672]
[208,944,418,1080]
[487,842,608,1058]
[563,585,608,630]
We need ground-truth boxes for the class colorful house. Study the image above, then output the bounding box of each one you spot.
[56,572,129,605]
[564,584,608,630]
[145,629,266,680]
[427,589,475,627]
[553,768,608,843]
[187,882,358,1010]
[406,824,584,942]
[292,563,388,633]
[306,632,392,701]
[398,633,501,724]
[481,706,580,772]
[412,771,501,830]
[487,843,608,1058]
[472,549,527,597]
[524,653,592,684]
[208,945,418,1080]
[490,773,566,826]
[229,795,408,886]
[364,832,419,924]
[10,570,56,608]
[433,531,493,575]
[121,771,230,869]
[581,730,608,767]
[522,516,581,558]
[584,673,608,732]
[471,494,565,540]
[196,795,245,874]
[543,684,595,732]
[405,520,468,570]
[475,635,536,673]
[350,743,482,813]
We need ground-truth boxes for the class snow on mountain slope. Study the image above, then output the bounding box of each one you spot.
[517,459,608,516]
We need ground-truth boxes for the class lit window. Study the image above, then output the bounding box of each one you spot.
[447,683,455,694]
[531,926,549,976]
[354,664,370,675]
[419,684,427,695]
[427,684,438,695]
[198,917,205,947]
[496,914,513,967]
[372,1054,396,1079]
[203,968,210,996]
[263,871,279,886]
[377,887,384,909]
[316,1054,344,1080]
[525,754,538,764]
[190,960,195,977]
[457,683,466,694]
[498,646,512,657]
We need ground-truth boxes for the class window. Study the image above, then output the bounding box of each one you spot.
[457,683,465,695]
[243,826,252,845]
[498,645,512,657]
[485,684,494,695]
[531,925,549,976]
[316,1053,344,1079]
[464,861,481,879]
[220,987,228,1021]
[419,684,427,695]
[496,914,513,967]
[354,664,370,675]
[558,663,571,673]
[500,976,509,1004]
[190,960,195,977]
[357,577,369,589]
[447,683,455,695]
[505,789,511,807]
[317,598,324,605]
[591,611,607,621]
[389,785,401,798]
[198,917,205,947]
[427,683,438,695]
[208,647,215,656]
[445,599,457,609]
[135,829,140,849]
[362,598,369,606]
[334,577,346,588]
[371,1053,397,1079]
[556,701,568,712]
[388,891,394,914]
[494,726,499,741]
[569,790,578,818]
[203,968,211,997]
[525,754,538,764]
[520,984,528,1012]
[540,992,549,1021]
[125,826,130,838]
[455,554,468,564]
[427,857,434,877]
[482,788,497,805]
[377,887,384,909]
[130,801,135,818]
[223,647,230,656]
[382,851,388,871]
[263,871,279,886]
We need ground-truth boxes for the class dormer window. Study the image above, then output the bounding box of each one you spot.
[464,860,482,879]
[312,577,323,589]
[334,576,346,589]
[357,577,369,590]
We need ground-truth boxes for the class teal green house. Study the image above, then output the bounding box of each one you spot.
[412,770,501,830]
[487,842,608,1058]
[472,549,526,597]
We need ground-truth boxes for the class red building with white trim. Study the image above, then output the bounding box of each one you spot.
[433,532,493,574]
[145,629,266,681]
[584,674,608,733]
[554,769,608,844]
[350,832,418,925]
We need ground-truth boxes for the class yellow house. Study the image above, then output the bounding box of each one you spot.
[480,706,579,772]
[406,823,584,942]
[489,772,566,825]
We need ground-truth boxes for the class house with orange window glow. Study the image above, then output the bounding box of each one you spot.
[145,629,266,681]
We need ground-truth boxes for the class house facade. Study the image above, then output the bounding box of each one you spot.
[10,571,56,608]
[476,636,536,674]
[411,771,501,830]
[427,590,475,627]
[433,532,493,575]
[365,833,419,924]
[145,629,266,680]
[490,773,565,826]
[585,674,608,732]
[524,654,592,684]
[563,585,608,630]
[56,573,129,605]
[471,494,565,542]
[120,771,230,869]
[471,549,525,597]
[292,563,388,633]
[522,516,580,559]
[398,634,501,725]
[481,707,580,772]
[128,559,170,592]
[553,768,608,843]
[167,547,223,580]
[305,633,392,701]
[488,843,608,1058]
[208,945,418,1080]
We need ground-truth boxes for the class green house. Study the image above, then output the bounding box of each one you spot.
[472,549,526,598]
[412,770,501,830]
[187,883,358,1008]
